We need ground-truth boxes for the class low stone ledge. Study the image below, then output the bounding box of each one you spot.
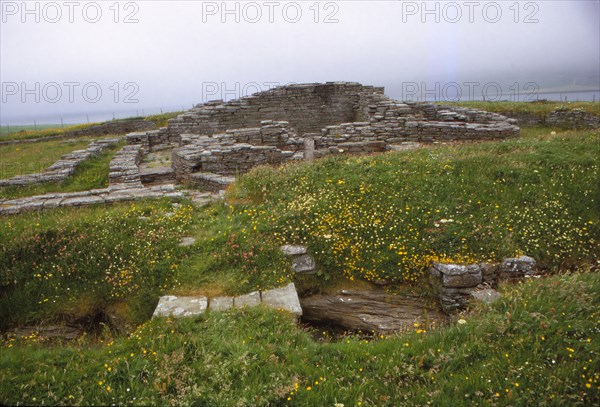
[0,183,185,216]
[152,283,303,318]
[233,291,261,308]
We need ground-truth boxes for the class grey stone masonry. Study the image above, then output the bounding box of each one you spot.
[127,82,519,180]
[152,283,303,318]
[430,256,537,312]
[124,82,520,184]
[153,295,208,317]
[0,138,120,187]
[0,184,185,216]
[109,144,143,186]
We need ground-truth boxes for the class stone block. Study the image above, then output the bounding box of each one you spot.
[470,289,502,305]
[261,283,303,316]
[153,295,208,317]
[209,296,234,312]
[291,254,316,273]
[280,245,308,256]
[233,291,261,308]
[500,256,536,277]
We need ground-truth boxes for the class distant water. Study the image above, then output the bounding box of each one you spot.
[0,105,188,127]
[392,90,600,103]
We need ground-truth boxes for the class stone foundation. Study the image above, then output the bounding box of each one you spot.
[123,82,520,184]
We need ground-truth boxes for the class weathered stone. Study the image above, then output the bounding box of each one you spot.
[209,296,234,312]
[470,289,502,305]
[261,283,302,316]
[300,289,446,333]
[291,254,316,273]
[432,262,482,288]
[233,291,261,308]
[280,245,308,256]
[500,256,536,277]
[153,295,208,317]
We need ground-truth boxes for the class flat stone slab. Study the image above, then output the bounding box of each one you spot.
[209,296,234,311]
[261,283,302,316]
[233,291,261,308]
[153,295,208,317]
[280,245,308,256]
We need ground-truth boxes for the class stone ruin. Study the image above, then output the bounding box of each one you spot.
[126,82,520,191]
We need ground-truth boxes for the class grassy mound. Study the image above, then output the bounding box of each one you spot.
[0,119,598,405]
[226,128,598,286]
[1,272,598,405]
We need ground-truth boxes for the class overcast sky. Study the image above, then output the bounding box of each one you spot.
[1,0,599,124]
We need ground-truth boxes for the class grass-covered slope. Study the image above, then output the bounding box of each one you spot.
[1,272,598,406]
[225,127,599,286]
[1,123,599,406]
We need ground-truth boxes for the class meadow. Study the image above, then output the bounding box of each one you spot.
[0,113,598,405]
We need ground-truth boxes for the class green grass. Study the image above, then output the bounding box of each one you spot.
[0,200,194,329]
[1,272,598,406]
[443,100,600,119]
[0,111,182,142]
[0,123,64,134]
[143,111,183,128]
[0,114,598,405]
[0,122,99,142]
[223,127,599,286]
[0,141,124,200]
[0,138,93,179]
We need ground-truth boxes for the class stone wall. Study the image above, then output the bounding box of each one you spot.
[546,108,599,128]
[493,107,599,128]
[172,121,300,178]
[0,184,183,215]
[167,82,380,138]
